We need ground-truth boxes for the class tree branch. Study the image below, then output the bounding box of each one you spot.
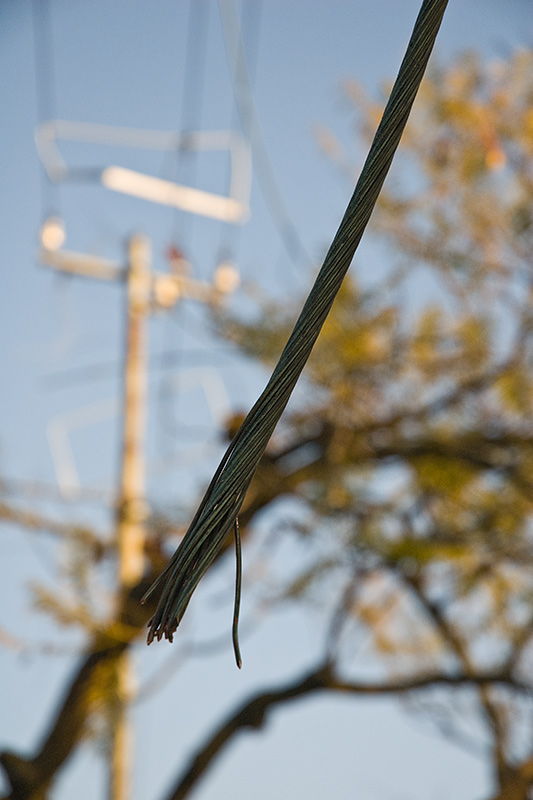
[0,501,109,551]
[164,662,528,800]
[401,573,515,793]
[0,574,160,800]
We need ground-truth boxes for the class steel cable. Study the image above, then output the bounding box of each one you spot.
[143,0,450,649]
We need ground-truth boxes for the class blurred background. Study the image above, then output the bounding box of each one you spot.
[1,2,533,799]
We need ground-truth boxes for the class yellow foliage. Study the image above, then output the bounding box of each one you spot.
[411,307,444,371]
[485,146,506,171]
[410,453,476,496]
[496,371,533,416]
[225,49,533,695]
[455,316,490,367]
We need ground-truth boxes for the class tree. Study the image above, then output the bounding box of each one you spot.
[215,49,533,800]
[3,48,533,800]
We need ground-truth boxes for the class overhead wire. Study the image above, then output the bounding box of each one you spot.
[239,0,263,82]
[32,0,86,371]
[33,1,124,269]
[168,0,211,253]
[32,0,60,219]
[181,0,210,132]
[155,0,212,481]
[216,0,263,273]
[218,0,313,274]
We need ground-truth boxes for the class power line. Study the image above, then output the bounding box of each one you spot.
[218,0,312,273]
[157,0,211,467]
[181,0,210,134]
[167,0,211,251]
[216,0,263,275]
[240,0,263,84]
[31,0,60,218]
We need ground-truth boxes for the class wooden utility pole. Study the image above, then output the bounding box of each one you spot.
[40,231,151,800]
[39,220,239,800]
[110,234,151,800]
[117,234,150,588]
[39,231,151,800]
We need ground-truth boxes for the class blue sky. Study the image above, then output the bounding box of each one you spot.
[1,2,532,799]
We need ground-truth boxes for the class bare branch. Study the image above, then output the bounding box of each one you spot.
[0,500,110,552]
[0,574,159,800]
[164,662,529,800]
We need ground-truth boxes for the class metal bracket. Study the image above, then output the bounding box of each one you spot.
[35,120,252,223]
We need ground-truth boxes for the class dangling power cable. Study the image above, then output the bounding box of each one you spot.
[143,0,450,665]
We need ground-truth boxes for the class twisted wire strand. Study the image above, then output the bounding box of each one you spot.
[143,0,449,645]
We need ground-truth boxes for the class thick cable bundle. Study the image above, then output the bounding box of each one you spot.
[143,0,450,652]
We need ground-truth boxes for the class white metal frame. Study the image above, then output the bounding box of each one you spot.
[35,120,252,223]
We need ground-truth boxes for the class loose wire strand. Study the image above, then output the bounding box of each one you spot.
[232,517,242,669]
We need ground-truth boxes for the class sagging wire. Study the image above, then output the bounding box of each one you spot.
[155,1,210,477]
[216,0,263,280]
[169,0,211,252]
[32,0,60,219]
[142,0,450,664]
[218,0,313,274]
